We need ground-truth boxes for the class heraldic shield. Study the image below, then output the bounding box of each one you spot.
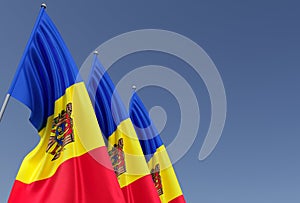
[46,103,75,161]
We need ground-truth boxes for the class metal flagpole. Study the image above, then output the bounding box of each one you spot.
[0,94,11,122]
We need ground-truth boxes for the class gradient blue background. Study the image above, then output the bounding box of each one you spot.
[1,1,299,202]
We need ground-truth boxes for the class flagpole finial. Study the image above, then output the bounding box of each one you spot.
[41,3,47,9]
[132,85,137,91]
[93,50,99,55]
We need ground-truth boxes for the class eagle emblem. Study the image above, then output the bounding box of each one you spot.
[151,164,163,196]
[46,103,74,161]
[108,138,126,177]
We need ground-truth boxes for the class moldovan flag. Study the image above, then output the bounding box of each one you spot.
[87,55,161,203]
[7,7,125,203]
[129,92,186,203]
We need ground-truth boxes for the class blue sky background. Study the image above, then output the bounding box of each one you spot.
[0,1,299,202]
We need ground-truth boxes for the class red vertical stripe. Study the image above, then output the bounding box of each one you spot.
[8,147,125,203]
[121,175,162,203]
[169,195,186,203]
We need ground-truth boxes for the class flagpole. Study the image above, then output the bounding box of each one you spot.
[0,94,11,122]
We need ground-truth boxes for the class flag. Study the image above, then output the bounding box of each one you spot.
[129,92,186,203]
[87,55,161,203]
[7,7,125,203]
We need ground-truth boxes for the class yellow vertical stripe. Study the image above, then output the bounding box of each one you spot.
[107,119,150,187]
[16,82,105,184]
[148,145,183,202]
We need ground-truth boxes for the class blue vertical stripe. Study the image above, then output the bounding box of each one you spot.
[8,8,80,131]
[87,55,128,138]
[129,92,163,162]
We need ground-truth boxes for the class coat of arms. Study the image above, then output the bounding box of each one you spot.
[108,138,126,177]
[151,164,163,196]
[46,103,74,161]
